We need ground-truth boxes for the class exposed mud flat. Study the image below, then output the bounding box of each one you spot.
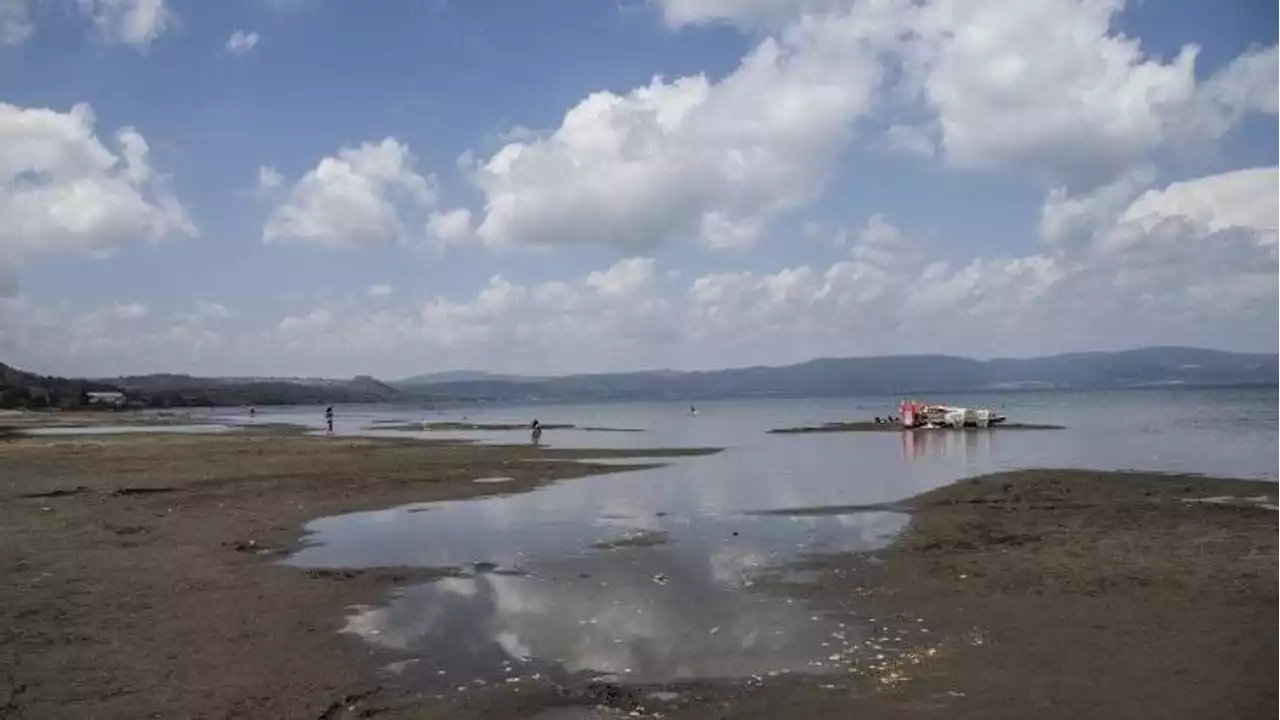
[752,470,1278,720]
[1,427,1274,719]
[0,431,713,719]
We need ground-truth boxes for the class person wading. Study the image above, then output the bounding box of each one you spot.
[324,404,335,436]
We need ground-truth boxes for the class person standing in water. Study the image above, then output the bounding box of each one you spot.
[324,404,334,436]
[530,419,543,445]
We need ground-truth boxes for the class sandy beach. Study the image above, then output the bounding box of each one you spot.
[0,423,1275,719]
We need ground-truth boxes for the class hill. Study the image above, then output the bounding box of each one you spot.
[4,347,1273,409]
[393,347,1277,402]
[0,363,123,409]
[397,370,537,386]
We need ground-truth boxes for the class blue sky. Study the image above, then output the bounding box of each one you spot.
[1,0,1276,378]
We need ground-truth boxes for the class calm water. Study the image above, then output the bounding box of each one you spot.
[264,388,1275,693]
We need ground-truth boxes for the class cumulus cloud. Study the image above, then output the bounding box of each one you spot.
[280,168,1277,372]
[455,0,1276,258]
[6,169,1273,376]
[225,29,259,56]
[424,207,473,246]
[465,8,901,252]
[263,138,438,249]
[0,102,195,272]
[1039,166,1157,248]
[895,0,1194,184]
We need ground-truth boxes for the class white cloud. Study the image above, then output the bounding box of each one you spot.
[658,0,1275,189]
[466,8,900,252]
[2,165,1274,377]
[1119,167,1278,235]
[424,207,473,246]
[585,257,655,298]
[0,0,34,45]
[277,308,334,345]
[850,213,923,267]
[1104,167,1278,256]
[901,0,1192,185]
[1039,166,1156,248]
[77,0,173,48]
[1178,45,1280,143]
[263,138,438,249]
[0,102,195,270]
[656,0,846,29]
[366,284,394,299]
[457,0,1277,259]
[225,29,259,56]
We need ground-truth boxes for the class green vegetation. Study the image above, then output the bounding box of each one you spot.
[0,362,122,409]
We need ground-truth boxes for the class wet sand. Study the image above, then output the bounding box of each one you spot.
[753,470,1278,720]
[0,430,710,719]
[1,429,1275,719]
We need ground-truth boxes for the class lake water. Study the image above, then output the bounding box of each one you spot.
[256,388,1275,694]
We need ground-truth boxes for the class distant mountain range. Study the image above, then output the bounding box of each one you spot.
[391,347,1278,402]
[2,347,1275,409]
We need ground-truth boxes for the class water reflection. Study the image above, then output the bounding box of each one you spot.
[340,545,882,691]
[289,483,906,690]
[900,428,992,462]
[279,388,1276,694]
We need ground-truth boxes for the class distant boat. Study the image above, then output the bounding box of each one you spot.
[900,400,1006,428]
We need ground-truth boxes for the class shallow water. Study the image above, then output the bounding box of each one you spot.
[276,387,1275,692]
[22,423,230,436]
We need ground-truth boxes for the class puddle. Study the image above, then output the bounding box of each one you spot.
[474,476,516,484]
[286,452,907,694]
[1182,495,1279,511]
[338,549,877,691]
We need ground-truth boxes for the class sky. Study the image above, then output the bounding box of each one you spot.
[0,0,1276,379]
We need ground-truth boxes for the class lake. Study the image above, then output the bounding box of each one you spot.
[248,387,1277,693]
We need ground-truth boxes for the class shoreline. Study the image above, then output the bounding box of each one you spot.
[1,431,1274,718]
[0,430,716,719]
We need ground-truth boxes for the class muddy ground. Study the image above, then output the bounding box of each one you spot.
[0,429,709,719]
[755,470,1278,720]
[1,426,1275,719]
